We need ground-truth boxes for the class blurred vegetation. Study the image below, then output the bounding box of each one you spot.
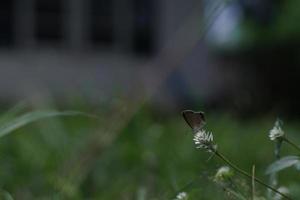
[0,101,299,199]
[0,0,299,199]
[208,0,300,51]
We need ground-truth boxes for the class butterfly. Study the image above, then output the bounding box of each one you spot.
[182,110,206,133]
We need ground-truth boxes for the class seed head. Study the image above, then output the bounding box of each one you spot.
[173,192,188,200]
[269,120,284,141]
[273,186,289,200]
[193,129,216,152]
[214,166,234,182]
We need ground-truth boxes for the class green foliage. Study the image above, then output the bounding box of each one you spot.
[0,103,299,199]
[0,190,14,200]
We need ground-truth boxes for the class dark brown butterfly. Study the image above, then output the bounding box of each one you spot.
[182,110,206,133]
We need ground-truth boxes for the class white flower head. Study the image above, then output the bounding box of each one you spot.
[193,129,216,152]
[214,166,234,182]
[173,192,188,200]
[269,119,285,141]
[273,186,289,200]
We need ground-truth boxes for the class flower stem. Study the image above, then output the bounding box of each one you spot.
[283,137,300,153]
[252,165,255,200]
[214,151,292,200]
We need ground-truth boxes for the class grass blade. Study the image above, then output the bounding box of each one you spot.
[0,110,97,138]
[266,156,300,175]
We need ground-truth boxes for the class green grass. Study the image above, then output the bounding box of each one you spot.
[0,103,299,199]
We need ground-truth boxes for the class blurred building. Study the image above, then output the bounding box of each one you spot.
[1,0,300,114]
[1,0,157,53]
[0,0,156,100]
[0,0,221,107]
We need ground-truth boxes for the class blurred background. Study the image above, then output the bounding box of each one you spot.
[0,0,300,199]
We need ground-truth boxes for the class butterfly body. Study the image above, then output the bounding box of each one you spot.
[182,110,206,133]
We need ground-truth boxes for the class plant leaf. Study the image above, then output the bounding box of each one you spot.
[265,156,300,175]
[0,110,97,138]
[0,190,14,200]
[294,162,300,171]
[0,101,28,125]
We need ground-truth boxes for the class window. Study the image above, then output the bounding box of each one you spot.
[0,0,157,55]
[0,0,14,46]
[89,0,114,46]
[133,0,155,55]
[35,0,64,43]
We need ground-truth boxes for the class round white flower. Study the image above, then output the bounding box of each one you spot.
[273,186,289,200]
[174,192,188,200]
[214,166,234,182]
[269,125,284,141]
[193,129,215,152]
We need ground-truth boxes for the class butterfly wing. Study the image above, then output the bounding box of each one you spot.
[182,110,205,133]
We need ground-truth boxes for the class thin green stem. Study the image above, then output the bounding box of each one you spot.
[252,165,255,200]
[283,137,300,153]
[214,151,292,200]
